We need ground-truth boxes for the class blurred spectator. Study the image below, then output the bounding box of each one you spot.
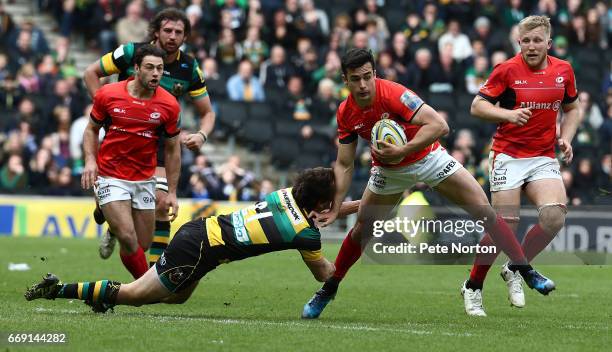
[490,51,508,67]
[389,32,409,80]
[210,28,243,75]
[421,3,445,43]
[8,18,50,57]
[404,47,434,93]
[0,154,27,191]
[265,8,297,50]
[429,42,462,93]
[257,178,274,201]
[242,25,269,69]
[573,158,597,203]
[202,57,227,100]
[465,55,490,94]
[376,51,398,82]
[281,75,313,121]
[311,78,338,125]
[331,13,353,52]
[438,20,473,63]
[503,0,526,28]
[90,0,123,54]
[351,30,368,49]
[227,60,265,102]
[219,0,247,31]
[28,147,54,188]
[0,4,16,48]
[115,1,148,45]
[9,30,39,70]
[365,16,386,55]
[363,0,389,41]
[260,45,295,94]
[296,0,329,47]
[16,62,40,95]
[470,16,507,55]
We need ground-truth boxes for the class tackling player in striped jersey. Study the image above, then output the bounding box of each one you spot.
[24,168,360,313]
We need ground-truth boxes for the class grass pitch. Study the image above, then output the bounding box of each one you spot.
[1,237,610,351]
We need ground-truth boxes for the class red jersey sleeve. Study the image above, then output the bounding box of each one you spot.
[163,102,181,138]
[478,63,507,104]
[562,66,578,104]
[90,87,110,124]
[386,84,424,123]
[337,101,357,144]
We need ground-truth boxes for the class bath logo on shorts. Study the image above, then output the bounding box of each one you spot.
[492,168,508,186]
[159,253,167,266]
[97,186,110,200]
[370,169,387,189]
[142,196,154,204]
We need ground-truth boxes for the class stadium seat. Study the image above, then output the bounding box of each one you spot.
[574,47,603,67]
[248,102,274,121]
[301,135,332,154]
[217,101,248,133]
[239,119,274,151]
[271,137,301,170]
[455,93,474,112]
[428,92,456,113]
[275,120,303,137]
[295,152,324,169]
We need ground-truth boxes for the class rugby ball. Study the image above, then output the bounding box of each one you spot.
[371,118,408,150]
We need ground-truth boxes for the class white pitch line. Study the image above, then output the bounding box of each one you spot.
[33,307,473,337]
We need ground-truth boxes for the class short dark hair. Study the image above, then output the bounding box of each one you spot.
[341,48,375,76]
[148,8,191,42]
[134,44,166,66]
[292,167,336,213]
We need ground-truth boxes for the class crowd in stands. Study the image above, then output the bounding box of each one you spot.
[0,0,610,205]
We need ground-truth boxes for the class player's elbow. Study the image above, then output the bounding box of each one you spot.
[436,119,450,138]
[470,98,485,117]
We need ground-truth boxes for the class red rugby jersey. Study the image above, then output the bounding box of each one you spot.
[337,78,440,167]
[91,79,181,181]
[479,54,578,158]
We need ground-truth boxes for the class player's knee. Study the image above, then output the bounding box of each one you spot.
[539,204,566,235]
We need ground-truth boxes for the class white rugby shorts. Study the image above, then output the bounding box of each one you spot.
[368,147,462,195]
[489,151,561,192]
[95,176,156,210]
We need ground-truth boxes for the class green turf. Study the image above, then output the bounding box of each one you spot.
[0,237,610,351]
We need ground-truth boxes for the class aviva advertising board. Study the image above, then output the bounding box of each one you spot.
[0,196,243,239]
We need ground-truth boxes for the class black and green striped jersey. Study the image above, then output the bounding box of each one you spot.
[100,42,208,99]
[204,188,323,264]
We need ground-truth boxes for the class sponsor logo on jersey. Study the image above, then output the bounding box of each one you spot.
[556,76,564,84]
[132,100,145,106]
[354,123,365,130]
[150,112,161,120]
[113,108,126,114]
[400,90,423,111]
[281,189,304,225]
[514,80,527,85]
[519,100,561,111]
[172,82,184,96]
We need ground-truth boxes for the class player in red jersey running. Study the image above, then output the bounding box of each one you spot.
[81,45,181,279]
[461,16,581,316]
[302,48,556,319]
